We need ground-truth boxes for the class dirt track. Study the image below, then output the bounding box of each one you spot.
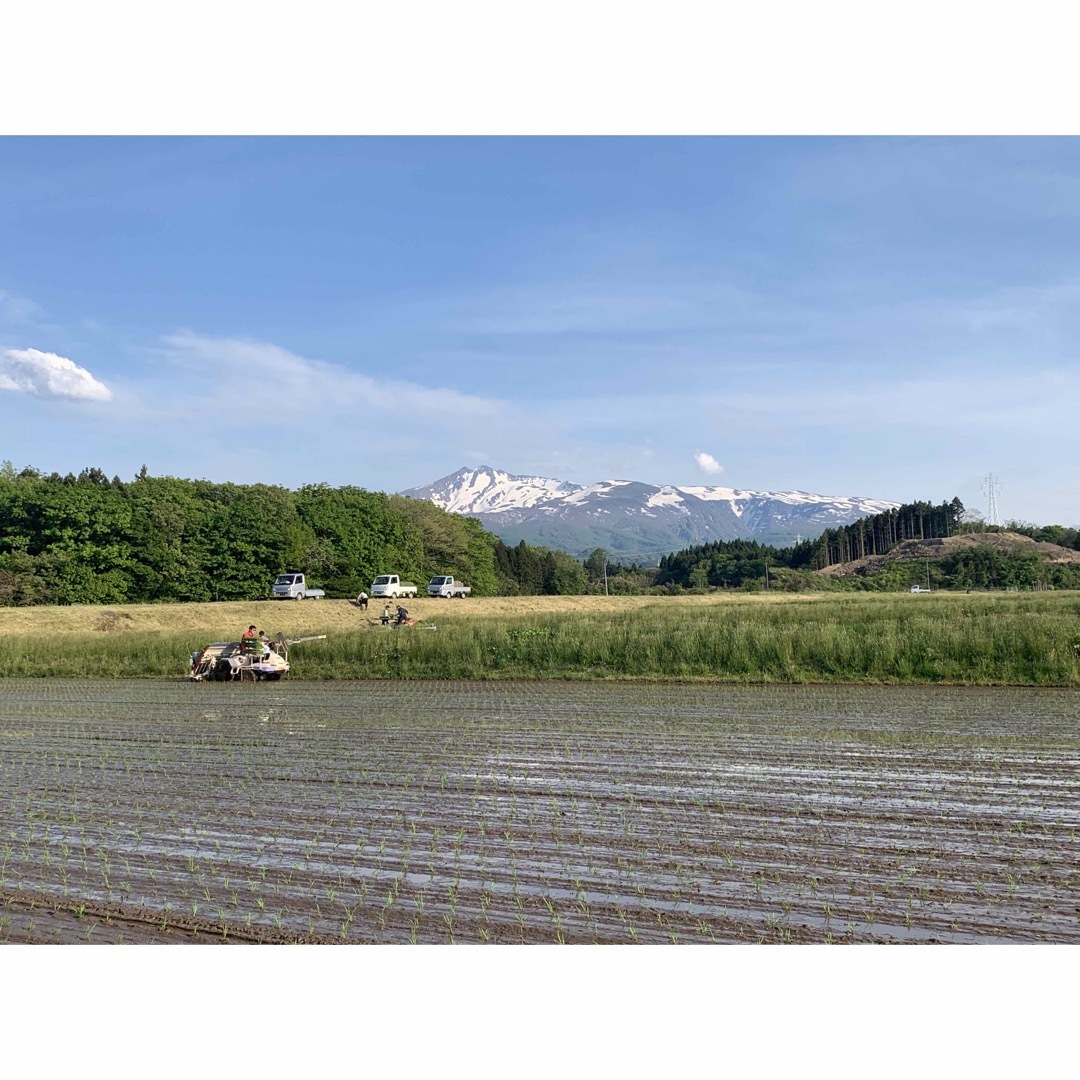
[2,680,1078,943]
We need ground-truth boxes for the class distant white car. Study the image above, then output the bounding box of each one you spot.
[909,585,930,593]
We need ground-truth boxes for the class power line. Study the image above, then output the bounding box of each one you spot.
[585,548,674,563]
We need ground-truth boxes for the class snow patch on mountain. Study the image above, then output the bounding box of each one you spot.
[414,465,582,514]
[645,487,686,509]
[399,466,902,554]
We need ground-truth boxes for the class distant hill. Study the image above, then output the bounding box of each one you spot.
[818,531,1080,580]
[400,465,900,557]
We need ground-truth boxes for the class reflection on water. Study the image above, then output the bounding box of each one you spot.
[1,680,1078,943]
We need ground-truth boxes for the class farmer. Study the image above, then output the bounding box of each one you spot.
[357,590,369,610]
[258,630,272,657]
[240,625,261,657]
[395,604,410,626]
[381,602,392,625]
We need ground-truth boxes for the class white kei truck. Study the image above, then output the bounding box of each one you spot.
[272,573,326,600]
[370,575,418,599]
[427,576,471,598]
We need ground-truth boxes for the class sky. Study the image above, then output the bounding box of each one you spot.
[2,136,1079,524]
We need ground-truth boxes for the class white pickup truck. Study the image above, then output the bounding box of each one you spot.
[272,573,326,600]
[427,575,471,598]
[371,574,418,599]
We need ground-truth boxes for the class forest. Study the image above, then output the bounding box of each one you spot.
[0,463,585,605]
[656,498,967,588]
[2,466,1077,605]
[653,498,1080,592]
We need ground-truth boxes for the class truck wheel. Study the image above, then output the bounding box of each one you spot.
[295,593,304,600]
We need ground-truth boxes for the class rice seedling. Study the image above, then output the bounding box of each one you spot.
[4,677,1079,944]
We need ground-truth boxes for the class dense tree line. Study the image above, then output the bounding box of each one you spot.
[654,497,1080,592]
[580,549,656,594]
[794,498,966,570]
[0,463,583,605]
[5,467,1076,605]
[655,499,968,589]
[493,539,587,595]
[657,539,786,590]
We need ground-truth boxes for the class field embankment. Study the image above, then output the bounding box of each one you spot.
[1,592,1078,684]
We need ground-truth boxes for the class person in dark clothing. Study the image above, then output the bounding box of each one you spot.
[395,605,410,625]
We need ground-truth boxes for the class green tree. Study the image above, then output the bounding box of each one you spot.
[584,548,608,583]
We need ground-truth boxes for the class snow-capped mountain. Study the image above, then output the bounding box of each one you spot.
[414,466,581,514]
[400,466,900,558]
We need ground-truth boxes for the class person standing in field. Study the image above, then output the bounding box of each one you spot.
[382,602,392,624]
[357,591,368,610]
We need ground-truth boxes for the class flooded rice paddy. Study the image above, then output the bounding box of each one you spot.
[1,679,1078,944]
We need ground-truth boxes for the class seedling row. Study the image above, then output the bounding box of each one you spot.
[1,680,1077,943]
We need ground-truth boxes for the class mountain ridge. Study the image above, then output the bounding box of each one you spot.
[400,466,901,558]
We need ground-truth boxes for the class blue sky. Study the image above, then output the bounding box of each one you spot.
[1,136,1078,524]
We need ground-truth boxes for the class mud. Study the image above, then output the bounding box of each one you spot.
[1,680,1077,944]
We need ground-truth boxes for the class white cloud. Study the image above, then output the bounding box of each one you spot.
[160,332,500,420]
[694,451,723,475]
[0,348,112,401]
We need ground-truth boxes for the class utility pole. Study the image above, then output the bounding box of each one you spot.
[603,558,608,597]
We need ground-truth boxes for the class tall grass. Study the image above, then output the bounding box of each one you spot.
[1,593,1078,684]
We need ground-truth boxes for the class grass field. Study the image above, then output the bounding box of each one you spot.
[1,591,1079,683]
[0,591,836,637]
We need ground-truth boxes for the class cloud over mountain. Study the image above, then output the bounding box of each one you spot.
[0,348,112,402]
